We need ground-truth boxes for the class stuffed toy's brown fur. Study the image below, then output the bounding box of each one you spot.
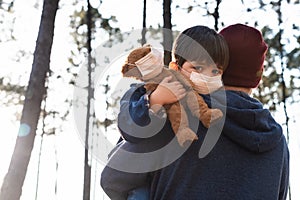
[121,45,223,146]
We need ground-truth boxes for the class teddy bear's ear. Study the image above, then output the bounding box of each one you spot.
[121,63,130,75]
[143,44,151,48]
[121,63,142,79]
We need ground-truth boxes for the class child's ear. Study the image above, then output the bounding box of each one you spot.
[217,67,224,75]
[169,61,179,71]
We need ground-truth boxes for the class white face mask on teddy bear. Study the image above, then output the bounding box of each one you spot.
[190,72,223,94]
[135,47,164,80]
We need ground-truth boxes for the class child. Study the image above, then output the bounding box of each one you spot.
[101,25,229,200]
[121,44,226,146]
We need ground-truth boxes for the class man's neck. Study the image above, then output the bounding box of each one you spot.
[224,86,252,95]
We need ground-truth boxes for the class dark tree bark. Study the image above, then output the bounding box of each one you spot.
[83,0,92,200]
[213,0,221,31]
[141,0,147,45]
[163,0,173,65]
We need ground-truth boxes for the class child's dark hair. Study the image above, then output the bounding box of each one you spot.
[173,25,229,70]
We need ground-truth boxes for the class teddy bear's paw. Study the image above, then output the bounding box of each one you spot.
[176,128,198,147]
[210,109,223,122]
[201,109,223,128]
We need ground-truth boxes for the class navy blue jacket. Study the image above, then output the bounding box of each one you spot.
[101,83,289,200]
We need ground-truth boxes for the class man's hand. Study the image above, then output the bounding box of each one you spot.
[149,76,186,107]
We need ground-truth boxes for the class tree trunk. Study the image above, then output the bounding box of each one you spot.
[212,0,221,31]
[0,0,59,199]
[141,0,147,45]
[83,0,92,199]
[163,0,172,65]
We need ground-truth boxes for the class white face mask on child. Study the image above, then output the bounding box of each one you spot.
[189,72,223,94]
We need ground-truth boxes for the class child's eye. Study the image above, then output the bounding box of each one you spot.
[212,69,221,75]
[194,66,203,72]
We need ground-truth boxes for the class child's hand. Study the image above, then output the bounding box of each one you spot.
[150,76,186,107]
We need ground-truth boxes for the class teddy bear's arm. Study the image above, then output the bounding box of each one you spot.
[168,69,194,91]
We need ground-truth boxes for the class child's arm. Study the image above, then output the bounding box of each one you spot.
[117,83,158,143]
[149,76,186,112]
[101,78,186,199]
[118,77,186,143]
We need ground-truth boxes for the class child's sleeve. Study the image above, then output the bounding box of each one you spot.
[101,84,174,199]
[118,83,166,143]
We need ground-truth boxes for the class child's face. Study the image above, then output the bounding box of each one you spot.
[180,61,223,77]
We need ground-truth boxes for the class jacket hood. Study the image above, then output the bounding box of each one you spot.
[205,90,283,153]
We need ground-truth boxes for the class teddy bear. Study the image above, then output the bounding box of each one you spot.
[121,44,223,146]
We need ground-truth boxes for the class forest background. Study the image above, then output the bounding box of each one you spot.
[0,0,299,199]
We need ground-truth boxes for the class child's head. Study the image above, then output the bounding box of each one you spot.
[219,23,268,88]
[172,25,229,72]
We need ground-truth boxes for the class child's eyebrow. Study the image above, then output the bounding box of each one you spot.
[190,61,207,66]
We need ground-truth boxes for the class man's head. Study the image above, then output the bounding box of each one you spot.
[219,23,268,88]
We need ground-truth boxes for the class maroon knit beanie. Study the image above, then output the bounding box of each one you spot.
[219,24,268,88]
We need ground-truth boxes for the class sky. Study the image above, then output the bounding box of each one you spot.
[0,0,300,199]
